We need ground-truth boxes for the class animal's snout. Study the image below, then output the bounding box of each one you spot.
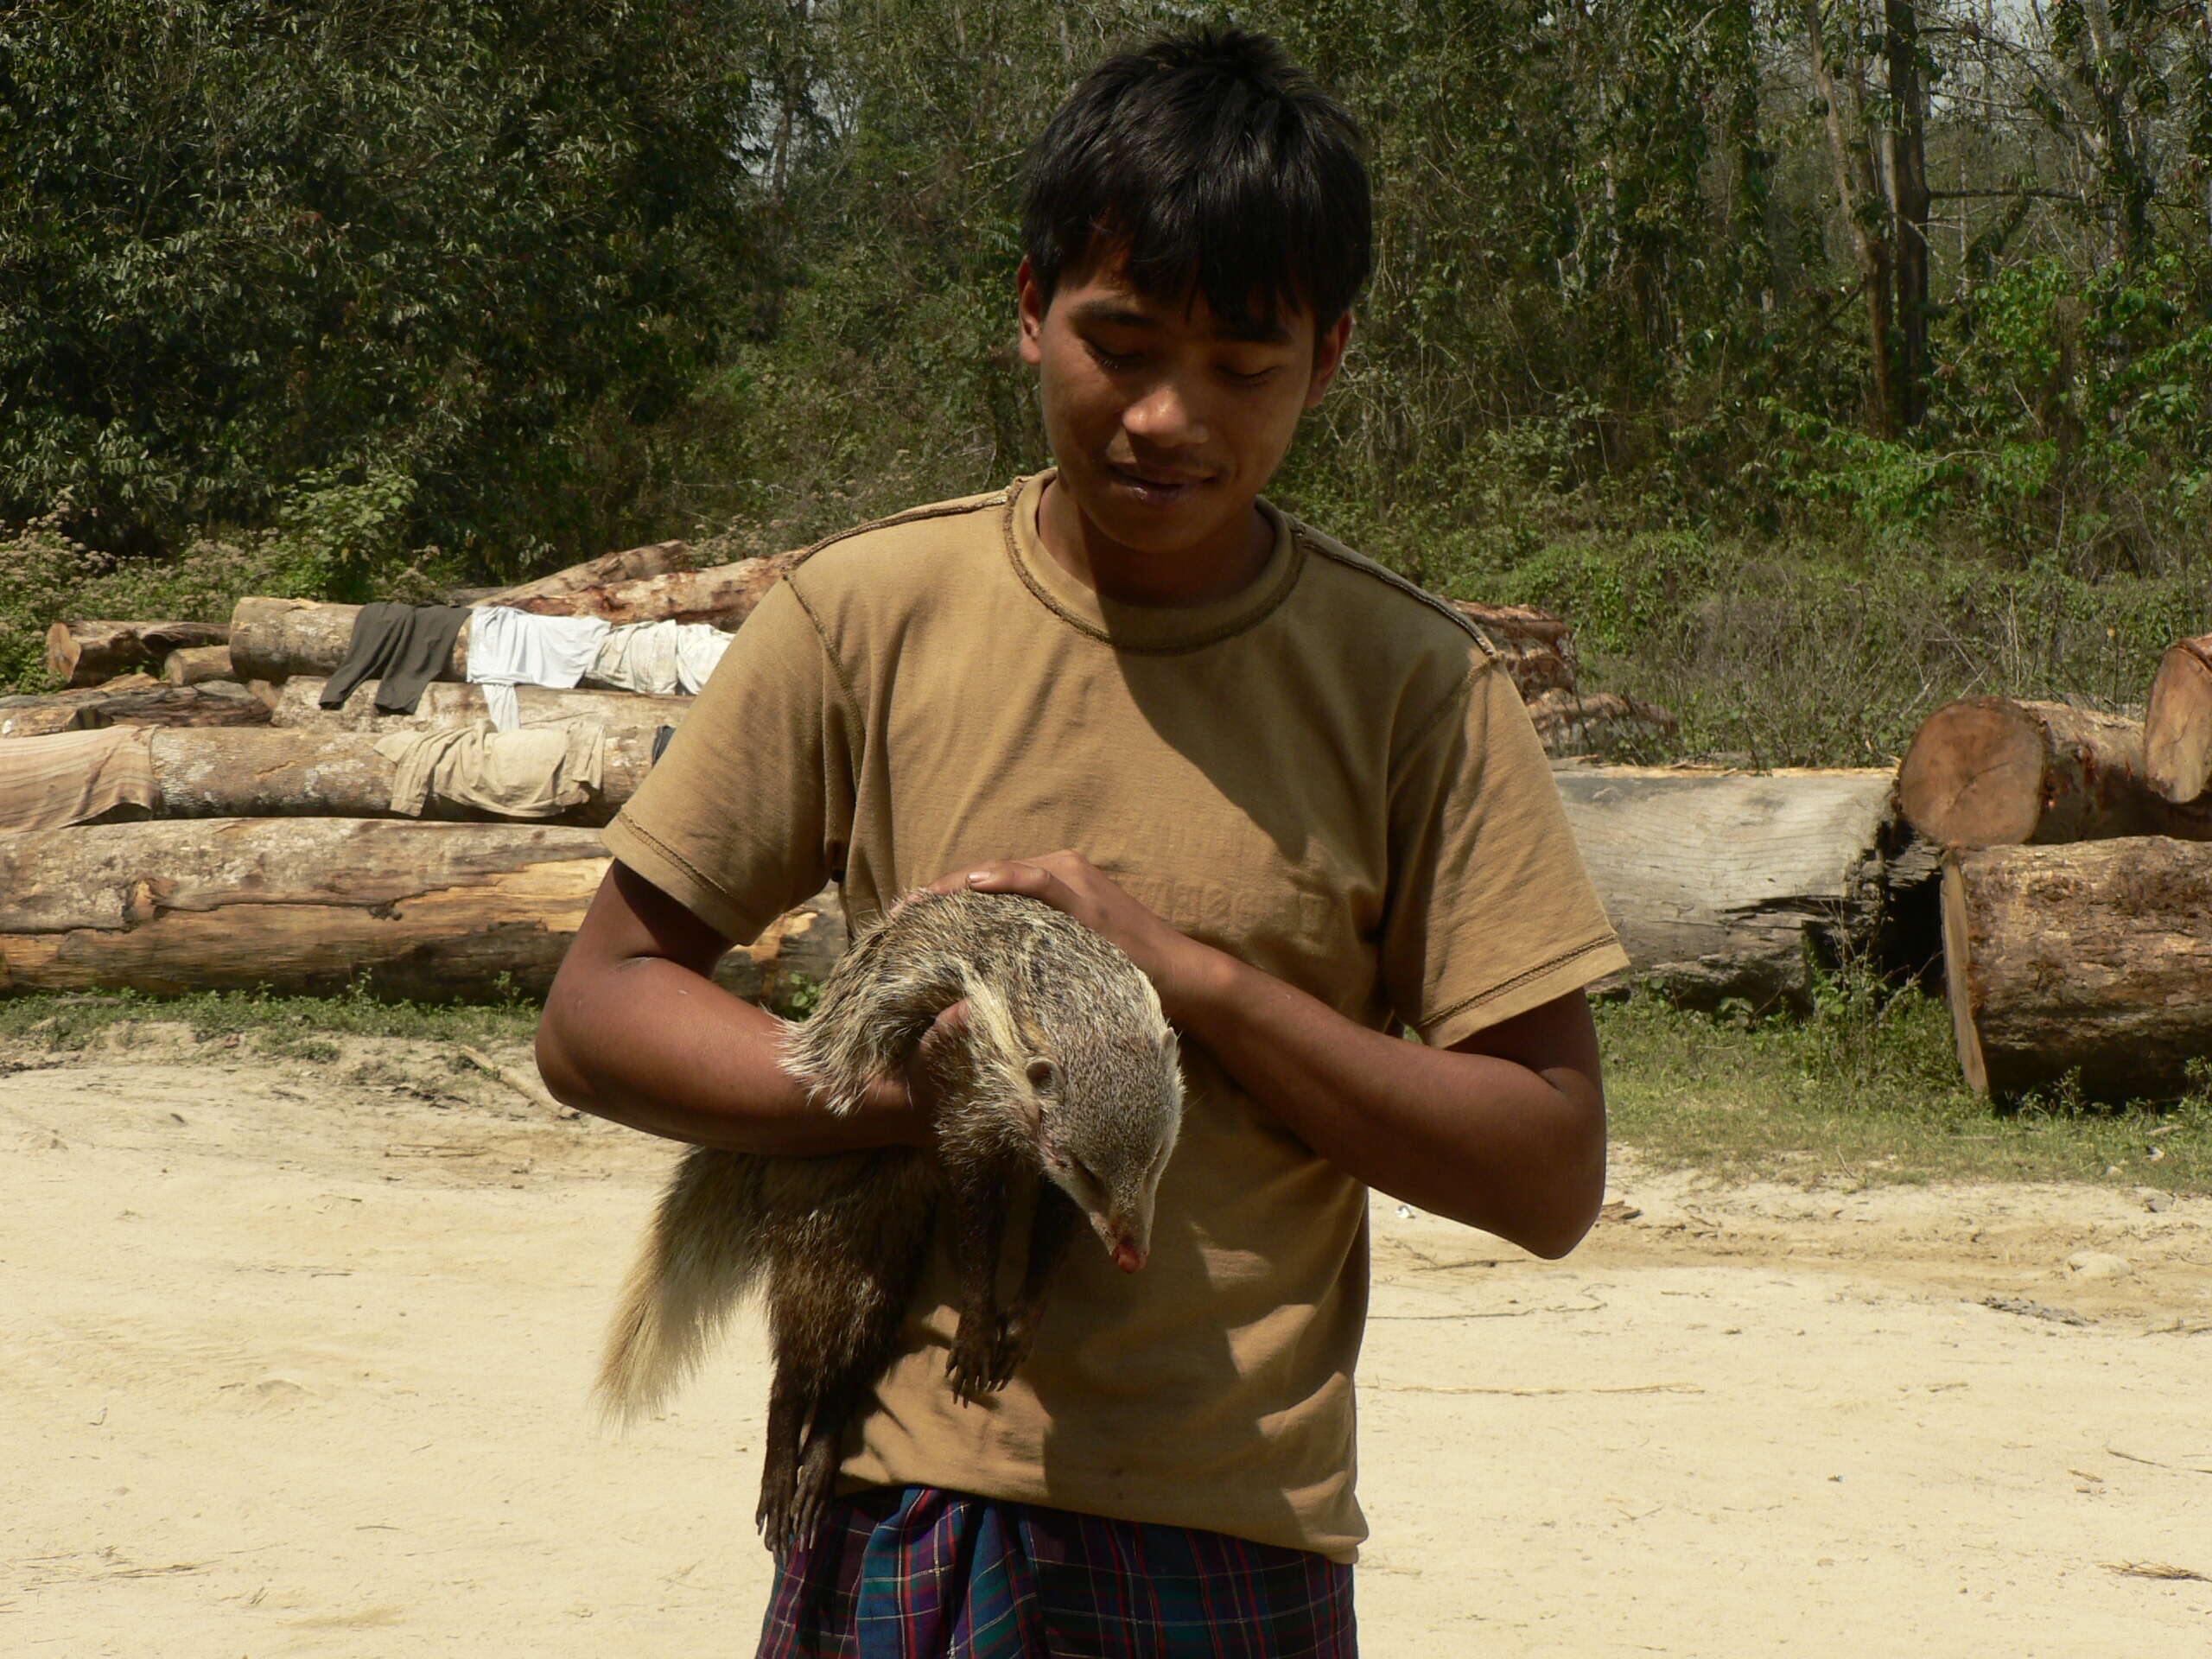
[1112,1242,1147,1274]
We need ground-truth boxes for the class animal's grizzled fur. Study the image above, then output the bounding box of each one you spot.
[596,888,1185,1548]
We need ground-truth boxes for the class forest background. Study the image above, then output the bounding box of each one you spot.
[3,0,2211,766]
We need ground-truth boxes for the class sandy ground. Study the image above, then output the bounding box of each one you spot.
[4,1025,2210,1658]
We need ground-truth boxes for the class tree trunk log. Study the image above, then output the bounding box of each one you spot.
[1898,696,2212,846]
[137,727,647,825]
[44,620,230,688]
[161,644,236,685]
[501,551,798,626]
[270,677,690,735]
[232,558,791,684]
[1451,600,1579,697]
[0,818,835,1005]
[0,680,271,736]
[1942,839,2212,1101]
[1528,690,1679,758]
[455,540,694,607]
[1556,766,1925,1010]
[2145,634,2212,805]
[228,597,472,685]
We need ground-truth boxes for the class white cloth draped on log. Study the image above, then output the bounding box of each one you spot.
[465,607,611,731]
[588,620,732,696]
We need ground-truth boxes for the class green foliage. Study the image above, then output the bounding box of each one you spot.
[0,0,779,563]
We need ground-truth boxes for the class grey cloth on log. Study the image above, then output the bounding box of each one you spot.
[320,602,472,713]
[0,726,156,831]
[374,721,606,819]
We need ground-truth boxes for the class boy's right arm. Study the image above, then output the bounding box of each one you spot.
[535,861,931,1155]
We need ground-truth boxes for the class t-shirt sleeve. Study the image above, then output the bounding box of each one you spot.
[600,577,854,946]
[1379,655,1630,1048]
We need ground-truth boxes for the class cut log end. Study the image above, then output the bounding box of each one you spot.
[2145,637,2212,806]
[1899,698,2050,847]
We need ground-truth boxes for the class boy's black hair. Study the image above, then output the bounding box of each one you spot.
[1021,27,1371,334]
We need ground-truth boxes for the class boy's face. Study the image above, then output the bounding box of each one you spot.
[1018,250,1350,569]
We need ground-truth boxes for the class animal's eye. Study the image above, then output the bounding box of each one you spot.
[1026,1058,1057,1090]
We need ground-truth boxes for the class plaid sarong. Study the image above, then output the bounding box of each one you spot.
[757,1486,1357,1658]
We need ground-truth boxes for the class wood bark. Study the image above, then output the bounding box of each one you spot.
[44,620,230,688]
[0,819,833,1004]
[0,679,271,737]
[1528,690,1678,758]
[270,677,690,736]
[1942,839,2212,1101]
[1884,0,1931,429]
[1451,600,1580,697]
[232,557,791,684]
[229,597,471,685]
[457,540,693,607]
[161,645,235,686]
[1897,697,2212,846]
[501,550,799,626]
[2144,633,2212,804]
[1555,765,1928,1010]
[133,727,648,825]
[1804,1,1897,438]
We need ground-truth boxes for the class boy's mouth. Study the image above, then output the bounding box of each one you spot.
[1106,462,1212,507]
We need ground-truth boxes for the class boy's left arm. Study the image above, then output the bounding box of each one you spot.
[932,853,1605,1261]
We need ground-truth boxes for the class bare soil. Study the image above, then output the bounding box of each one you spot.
[5,1027,2209,1656]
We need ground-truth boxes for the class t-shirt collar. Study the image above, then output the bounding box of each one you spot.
[1003,469,1305,652]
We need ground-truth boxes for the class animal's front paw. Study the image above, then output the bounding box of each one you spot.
[945,1315,1020,1404]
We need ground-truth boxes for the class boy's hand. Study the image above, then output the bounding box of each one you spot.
[927,852,1224,1024]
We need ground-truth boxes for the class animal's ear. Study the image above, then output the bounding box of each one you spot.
[1026,1057,1058,1094]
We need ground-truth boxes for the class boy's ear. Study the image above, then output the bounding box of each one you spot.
[1304,311,1353,410]
[1016,257,1047,367]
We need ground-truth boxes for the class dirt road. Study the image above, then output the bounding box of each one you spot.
[4,1026,2209,1656]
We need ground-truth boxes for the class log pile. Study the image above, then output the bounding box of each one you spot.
[7,540,1717,1014]
[1903,671,2212,1101]
[0,542,840,1006]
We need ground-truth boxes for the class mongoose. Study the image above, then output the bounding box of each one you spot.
[595,888,1185,1548]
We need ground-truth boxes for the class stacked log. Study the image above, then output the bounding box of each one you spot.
[2145,633,2212,807]
[454,540,694,607]
[44,620,230,688]
[1554,765,1923,1011]
[0,677,272,737]
[1904,690,2212,1100]
[0,815,840,1004]
[139,727,652,825]
[270,677,690,735]
[1943,840,2212,1101]
[1529,689,1681,758]
[1452,601,1580,699]
[161,645,236,686]
[229,554,793,685]
[1898,697,2212,846]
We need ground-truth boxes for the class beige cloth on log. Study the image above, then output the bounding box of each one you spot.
[0,727,157,831]
[375,721,605,819]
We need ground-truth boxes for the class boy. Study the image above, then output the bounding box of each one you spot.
[537,26,1627,1655]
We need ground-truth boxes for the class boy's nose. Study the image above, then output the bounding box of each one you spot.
[1123,378,1208,448]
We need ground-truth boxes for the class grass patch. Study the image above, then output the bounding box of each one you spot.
[1599,978,2212,1193]
[0,982,541,1057]
[5,976,2206,1195]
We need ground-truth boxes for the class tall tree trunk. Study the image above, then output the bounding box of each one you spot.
[1884,0,1932,428]
[1806,1,1897,438]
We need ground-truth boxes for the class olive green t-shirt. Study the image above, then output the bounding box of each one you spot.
[601,473,1628,1560]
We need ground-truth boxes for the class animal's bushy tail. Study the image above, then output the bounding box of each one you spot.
[595,1147,771,1427]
